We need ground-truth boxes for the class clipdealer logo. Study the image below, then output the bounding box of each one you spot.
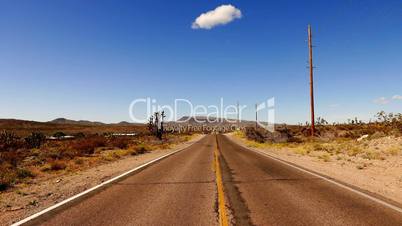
[129,97,275,132]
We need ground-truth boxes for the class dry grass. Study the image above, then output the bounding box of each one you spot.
[0,130,196,191]
[0,119,148,137]
[236,129,402,165]
[386,146,401,156]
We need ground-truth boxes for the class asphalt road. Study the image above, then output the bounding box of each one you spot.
[25,135,402,226]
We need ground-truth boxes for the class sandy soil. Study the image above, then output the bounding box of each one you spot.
[0,134,204,225]
[228,134,402,206]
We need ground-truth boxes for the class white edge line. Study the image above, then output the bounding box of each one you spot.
[227,135,402,214]
[11,136,204,226]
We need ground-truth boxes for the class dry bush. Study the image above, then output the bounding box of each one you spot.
[245,127,267,143]
[0,151,21,167]
[0,119,148,137]
[0,131,192,191]
[108,137,130,149]
[42,160,67,171]
[24,132,46,149]
[347,146,362,156]
[0,164,15,191]
[244,127,298,143]
[0,165,34,191]
[74,158,84,165]
[385,146,401,156]
[16,168,35,179]
[318,153,331,162]
[69,136,107,155]
[50,161,67,170]
[132,144,151,155]
[0,130,24,151]
[362,151,384,160]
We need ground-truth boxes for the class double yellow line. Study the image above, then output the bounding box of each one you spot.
[213,135,229,226]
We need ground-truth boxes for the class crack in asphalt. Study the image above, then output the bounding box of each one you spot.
[218,138,255,226]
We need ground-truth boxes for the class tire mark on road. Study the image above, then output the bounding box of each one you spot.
[217,136,254,226]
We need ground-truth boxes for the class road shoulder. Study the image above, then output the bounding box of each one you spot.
[1,134,205,226]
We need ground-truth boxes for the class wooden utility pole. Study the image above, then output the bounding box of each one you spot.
[255,103,258,129]
[308,24,315,136]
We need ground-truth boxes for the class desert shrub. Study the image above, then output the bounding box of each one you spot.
[0,167,15,191]
[158,143,171,150]
[0,181,10,191]
[370,131,386,139]
[389,128,401,137]
[101,152,115,161]
[0,150,23,167]
[47,161,67,171]
[32,145,73,161]
[16,168,34,179]
[0,163,30,190]
[73,132,85,138]
[100,149,133,161]
[233,130,244,138]
[271,129,295,143]
[132,144,150,155]
[108,137,130,149]
[301,127,313,137]
[348,146,362,156]
[312,143,324,151]
[46,149,67,160]
[0,131,23,151]
[70,136,107,155]
[385,146,401,156]
[245,127,265,143]
[113,150,128,158]
[25,132,46,149]
[294,147,310,155]
[362,151,383,160]
[318,153,331,162]
[74,158,84,165]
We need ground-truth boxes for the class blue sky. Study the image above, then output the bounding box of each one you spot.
[0,0,401,124]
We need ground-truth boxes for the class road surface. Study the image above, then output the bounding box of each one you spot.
[24,135,402,225]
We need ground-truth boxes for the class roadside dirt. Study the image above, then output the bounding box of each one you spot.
[227,133,402,206]
[0,135,204,225]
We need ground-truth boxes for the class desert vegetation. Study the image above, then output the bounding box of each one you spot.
[0,127,194,192]
[237,111,402,167]
[0,119,148,137]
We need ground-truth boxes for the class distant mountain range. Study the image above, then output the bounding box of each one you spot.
[0,118,143,127]
[49,118,105,126]
[49,118,146,126]
[0,116,263,127]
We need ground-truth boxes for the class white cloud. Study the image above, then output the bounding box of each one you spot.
[192,5,242,30]
[373,97,390,105]
[392,95,402,100]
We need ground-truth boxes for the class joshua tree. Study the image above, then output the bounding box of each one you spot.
[376,111,388,123]
[148,111,165,140]
[159,111,166,139]
[316,117,328,126]
[148,115,154,134]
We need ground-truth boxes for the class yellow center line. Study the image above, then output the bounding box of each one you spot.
[214,135,229,226]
